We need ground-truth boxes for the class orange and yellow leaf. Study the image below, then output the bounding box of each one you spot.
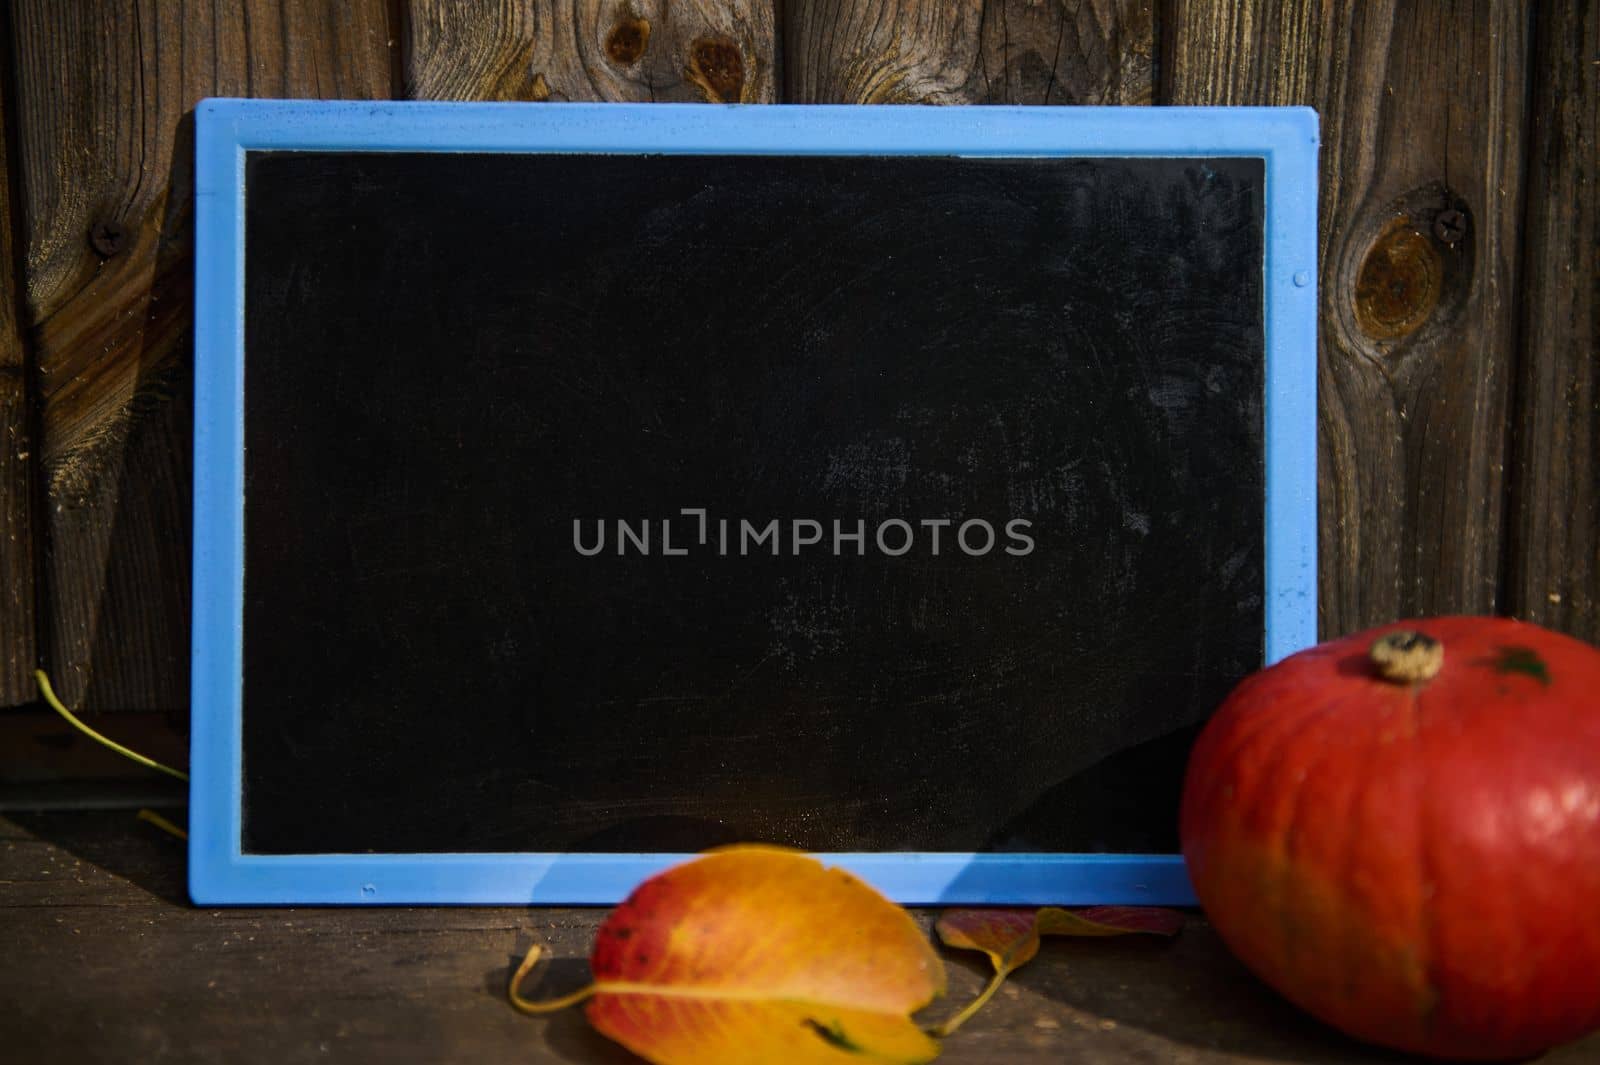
[513,846,946,1065]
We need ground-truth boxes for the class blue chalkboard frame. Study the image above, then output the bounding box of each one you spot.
[191,100,1318,906]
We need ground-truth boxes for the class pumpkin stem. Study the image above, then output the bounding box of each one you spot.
[1369,630,1444,684]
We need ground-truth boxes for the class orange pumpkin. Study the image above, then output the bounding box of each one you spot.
[1181,617,1600,1060]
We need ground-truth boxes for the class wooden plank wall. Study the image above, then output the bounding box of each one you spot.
[3,0,395,713]
[1167,1,1530,637]
[0,1,1593,719]
[0,16,36,707]
[1506,0,1599,640]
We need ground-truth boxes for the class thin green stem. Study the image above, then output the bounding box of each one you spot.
[928,966,1009,1038]
[34,670,188,782]
[136,808,188,840]
[507,943,599,1015]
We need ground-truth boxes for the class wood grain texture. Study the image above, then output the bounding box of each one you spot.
[1504,0,1599,643]
[0,30,38,706]
[6,0,395,711]
[405,1,540,100]
[406,0,777,103]
[17,811,1600,1064]
[785,0,1153,104]
[1168,1,1530,638]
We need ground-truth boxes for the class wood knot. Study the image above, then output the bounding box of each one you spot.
[687,37,744,103]
[88,220,128,258]
[1353,217,1441,340]
[605,14,649,66]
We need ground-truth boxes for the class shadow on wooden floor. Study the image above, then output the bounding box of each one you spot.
[1000,932,1416,1065]
[9,805,189,905]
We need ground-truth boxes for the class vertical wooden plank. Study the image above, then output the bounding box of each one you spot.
[0,25,38,706]
[8,0,395,710]
[1505,0,1599,642]
[404,1,778,103]
[1168,2,1531,637]
[784,0,1154,104]
[404,2,538,100]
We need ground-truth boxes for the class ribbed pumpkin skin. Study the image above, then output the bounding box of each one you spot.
[1181,617,1600,1061]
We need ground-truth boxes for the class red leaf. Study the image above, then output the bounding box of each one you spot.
[1041,905,1186,937]
[932,906,1184,1034]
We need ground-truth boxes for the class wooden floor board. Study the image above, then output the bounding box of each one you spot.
[5,812,1600,1064]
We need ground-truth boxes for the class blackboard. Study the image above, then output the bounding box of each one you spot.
[190,102,1319,904]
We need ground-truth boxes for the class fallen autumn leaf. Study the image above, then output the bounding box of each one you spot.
[510,846,946,1064]
[932,905,1184,1034]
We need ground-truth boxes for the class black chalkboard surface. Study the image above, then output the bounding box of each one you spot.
[238,148,1266,860]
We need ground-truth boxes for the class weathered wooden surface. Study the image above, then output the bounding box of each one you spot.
[1505,0,1599,644]
[0,28,37,706]
[0,2,1594,717]
[784,0,1152,104]
[5,810,1597,1064]
[406,1,540,100]
[407,0,777,103]
[1169,0,1530,640]
[4,0,395,711]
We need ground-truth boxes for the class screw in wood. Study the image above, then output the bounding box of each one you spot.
[1432,208,1467,245]
[88,220,127,258]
